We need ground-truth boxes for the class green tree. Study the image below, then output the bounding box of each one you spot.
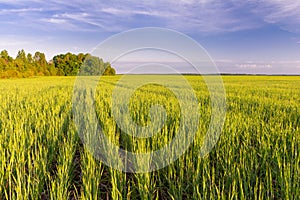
[0,50,116,78]
[34,52,48,75]
[0,50,12,62]
[16,49,27,63]
[103,63,116,75]
[27,53,33,63]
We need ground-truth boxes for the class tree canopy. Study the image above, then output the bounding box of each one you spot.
[0,50,116,78]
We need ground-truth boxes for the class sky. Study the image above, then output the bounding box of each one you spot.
[0,0,300,74]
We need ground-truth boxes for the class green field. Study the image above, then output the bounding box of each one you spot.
[0,76,299,199]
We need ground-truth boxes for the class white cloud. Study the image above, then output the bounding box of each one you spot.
[215,59,235,63]
[237,63,272,69]
[42,18,67,24]
[49,12,124,31]
[100,7,178,18]
[1,0,300,35]
[0,0,286,34]
[0,8,43,14]
[270,60,300,64]
[0,0,262,33]
[0,0,300,33]
[234,0,300,33]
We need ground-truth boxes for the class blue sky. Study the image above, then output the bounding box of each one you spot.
[0,0,300,74]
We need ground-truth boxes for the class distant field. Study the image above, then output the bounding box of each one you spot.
[0,76,299,199]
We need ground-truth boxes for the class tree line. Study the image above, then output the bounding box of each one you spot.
[0,49,116,78]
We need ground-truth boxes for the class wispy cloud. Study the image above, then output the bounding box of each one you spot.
[0,0,297,35]
[1,0,300,34]
[217,60,274,70]
[0,7,42,14]
[42,18,67,24]
[237,63,272,69]
[234,0,300,33]
[216,60,300,74]
[0,0,264,33]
